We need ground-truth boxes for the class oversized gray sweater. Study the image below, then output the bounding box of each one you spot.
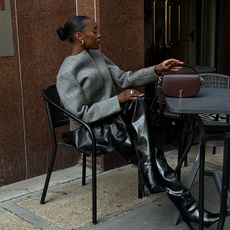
[56,49,158,130]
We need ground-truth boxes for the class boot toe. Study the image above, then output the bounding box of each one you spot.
[203,213,219,228]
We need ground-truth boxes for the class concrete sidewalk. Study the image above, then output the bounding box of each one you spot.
[0,146,229,230]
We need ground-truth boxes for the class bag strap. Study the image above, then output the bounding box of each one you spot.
[162,63,201,77]
[159,63,202,90]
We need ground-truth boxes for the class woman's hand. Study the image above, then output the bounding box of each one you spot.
[117,89,144,103]
[154,58,183,75]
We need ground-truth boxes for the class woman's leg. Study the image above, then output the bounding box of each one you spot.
[119,98,165,193]
[153,145,219,228]
[121,98,219,227]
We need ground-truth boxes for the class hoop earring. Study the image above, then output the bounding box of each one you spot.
[80,40,84,46]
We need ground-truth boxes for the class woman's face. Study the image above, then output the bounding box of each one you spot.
[79,19,101,49]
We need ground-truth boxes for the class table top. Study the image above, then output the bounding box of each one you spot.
[165,88,230,115]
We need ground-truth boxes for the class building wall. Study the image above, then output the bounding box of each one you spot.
[1,0,229,185]
[99,0,145,169]
[76,0,144,73]
[0,0,25,185]
[99,0,145,71]
[0,0,145,185]
[0,0,77,186]
[76,0,145,170]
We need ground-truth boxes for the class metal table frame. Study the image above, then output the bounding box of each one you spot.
[165,88,230,230]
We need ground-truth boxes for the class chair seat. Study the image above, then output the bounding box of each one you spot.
[206,140,224,147]
[203,120,230,132]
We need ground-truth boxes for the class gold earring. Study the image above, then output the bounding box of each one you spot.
[80,40,84,45]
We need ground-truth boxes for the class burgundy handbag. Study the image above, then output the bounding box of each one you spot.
[158,63,201,98]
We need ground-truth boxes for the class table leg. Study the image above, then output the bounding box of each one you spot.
[196,116,206,230]
[217,133,230,230]
[175,115,196,176]
[199,140,205,230]
[171,154,200,225]
[171,115,198,226]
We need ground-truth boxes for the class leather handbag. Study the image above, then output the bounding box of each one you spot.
[158,63,201,98]
[62,115,127,156]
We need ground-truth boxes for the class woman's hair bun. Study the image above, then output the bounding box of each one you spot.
[56,26,68,41]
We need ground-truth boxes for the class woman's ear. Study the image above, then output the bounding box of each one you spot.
[74,32,85,46]
[74,32,82,40]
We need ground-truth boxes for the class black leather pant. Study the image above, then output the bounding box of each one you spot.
[116,97,163,193]
[117,97,219,228]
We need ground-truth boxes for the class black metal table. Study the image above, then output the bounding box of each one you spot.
[165,88,230,230]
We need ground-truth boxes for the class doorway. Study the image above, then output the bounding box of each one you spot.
[144,0,217,68]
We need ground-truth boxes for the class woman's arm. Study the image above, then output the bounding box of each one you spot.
[102,53,158,88]
[102,52,183,88]
[56,71,121,123]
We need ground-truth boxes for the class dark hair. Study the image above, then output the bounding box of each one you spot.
[56,16,90,42]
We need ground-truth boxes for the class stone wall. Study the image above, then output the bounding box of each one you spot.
[0,0,77,185]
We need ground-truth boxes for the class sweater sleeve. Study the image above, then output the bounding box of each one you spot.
[102,53,159,88]
[56,71,121,123]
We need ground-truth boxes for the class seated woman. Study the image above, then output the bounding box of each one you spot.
[56,15,219,228]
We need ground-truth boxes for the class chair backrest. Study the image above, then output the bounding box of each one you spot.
[200,73,230,88]
[200,73,230,122]
[43,84,69,128]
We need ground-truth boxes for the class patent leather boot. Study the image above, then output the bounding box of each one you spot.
[115,135,138,165]
[154,146,219,228]
[168,189,219,228]
[128,98,165,193]
[123,98,165,193]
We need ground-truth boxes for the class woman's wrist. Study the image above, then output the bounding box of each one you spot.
[154,65,162,76]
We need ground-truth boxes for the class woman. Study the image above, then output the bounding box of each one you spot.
[56,16,219,228]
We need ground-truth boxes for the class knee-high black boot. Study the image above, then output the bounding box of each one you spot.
[153,146,219,228]
[121,98,165,193]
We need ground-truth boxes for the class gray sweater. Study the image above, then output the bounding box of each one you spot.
[56,49,158,130]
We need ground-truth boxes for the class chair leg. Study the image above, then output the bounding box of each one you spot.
[82,154,86,185]
[199,138,205,230]
[217,134,230,230]
[92,153,97,224]
[212,146,216,155]
[40,148,57,204]
[129,130,146,199]
[138,168,145,198]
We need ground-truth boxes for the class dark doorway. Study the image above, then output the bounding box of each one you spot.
[144,0,218,67]
[144,0,220,145]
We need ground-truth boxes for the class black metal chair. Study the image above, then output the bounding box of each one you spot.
[217,133,230,230]
[40,83,144,224]
[200,73,230,154]
[191,74,230,229]
[200,73,230,88]
[171,74,230,227]
[193,119,230,230]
